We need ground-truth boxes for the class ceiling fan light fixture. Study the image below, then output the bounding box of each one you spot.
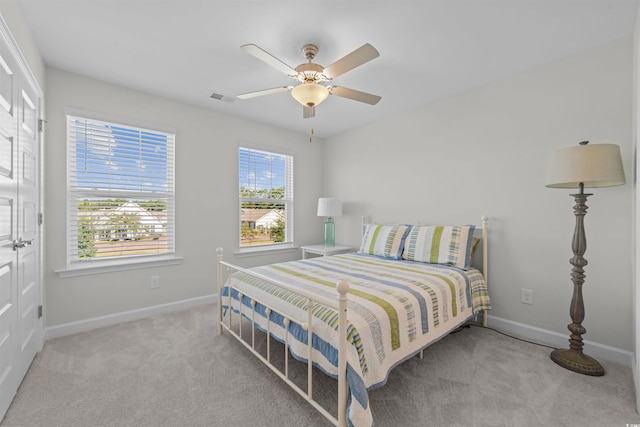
[291,82,329,107]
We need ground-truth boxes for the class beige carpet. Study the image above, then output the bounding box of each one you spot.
[2,304,639,427]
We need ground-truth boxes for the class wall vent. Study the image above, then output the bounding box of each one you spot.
[210,92,235,103]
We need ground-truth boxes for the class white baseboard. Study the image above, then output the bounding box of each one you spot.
[42,301,632,369]
[488,315,633,368]
[633,358,639,413]
[43,294,218,341]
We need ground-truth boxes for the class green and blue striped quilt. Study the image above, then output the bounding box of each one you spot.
[222,253,491,427]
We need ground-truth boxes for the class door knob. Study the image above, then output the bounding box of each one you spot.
[12,238,33,251]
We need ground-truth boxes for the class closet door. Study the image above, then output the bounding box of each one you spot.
[16,72,40,383]
[0,24,42,420]
[0,32,21,419]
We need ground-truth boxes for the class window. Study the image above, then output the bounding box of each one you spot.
[66,113,175,264]
[239,146,293,250]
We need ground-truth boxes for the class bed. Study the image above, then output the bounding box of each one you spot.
[216,217,490,427]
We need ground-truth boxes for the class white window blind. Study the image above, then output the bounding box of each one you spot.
[67,115,175,262]
[239,147,293,248]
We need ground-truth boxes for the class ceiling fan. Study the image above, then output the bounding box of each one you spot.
[237,43,381,118]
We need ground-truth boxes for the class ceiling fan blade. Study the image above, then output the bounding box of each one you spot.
[322,44,379,79]
[329,86,381,105]
[241,44,298,76]
[237,86,292,99]
[303,105,315,119]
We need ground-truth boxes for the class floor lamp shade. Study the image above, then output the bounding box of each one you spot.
[545,141,625,376]
[546,143,625,189]
[317,198,342,247]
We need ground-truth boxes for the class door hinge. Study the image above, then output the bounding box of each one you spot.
[37,305,43,319]
[38,212,43,225]
[38,119,46,132]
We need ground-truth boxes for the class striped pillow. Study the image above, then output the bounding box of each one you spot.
[358,224,411,259]
[402,225,476,269]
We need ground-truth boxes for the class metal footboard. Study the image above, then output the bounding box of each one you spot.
[216,248,349,427]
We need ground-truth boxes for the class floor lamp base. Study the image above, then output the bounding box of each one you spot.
[550,348,604,376]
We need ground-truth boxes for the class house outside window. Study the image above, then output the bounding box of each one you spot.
[66,112,175,265]
[239,146,293,250]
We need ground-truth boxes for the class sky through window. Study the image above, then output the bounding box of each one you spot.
[73,120,169,193]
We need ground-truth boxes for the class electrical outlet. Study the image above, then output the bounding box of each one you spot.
[150,276,160,289]
[521,288,533,305]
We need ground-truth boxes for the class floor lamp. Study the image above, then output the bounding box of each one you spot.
[545,141,625,376]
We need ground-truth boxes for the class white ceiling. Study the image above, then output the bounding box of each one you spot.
[17,0,639,138]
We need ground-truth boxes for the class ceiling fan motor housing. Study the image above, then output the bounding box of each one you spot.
[295,62,325,83]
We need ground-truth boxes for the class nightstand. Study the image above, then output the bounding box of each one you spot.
[301,244,353,259]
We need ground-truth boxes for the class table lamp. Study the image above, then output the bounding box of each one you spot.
[317,198,343,247]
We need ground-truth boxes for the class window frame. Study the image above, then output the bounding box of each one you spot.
[57,108,181,277]
[237,144,295,256]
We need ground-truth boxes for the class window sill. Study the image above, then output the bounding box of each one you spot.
[234,244,298,258]
[55,254,183,278]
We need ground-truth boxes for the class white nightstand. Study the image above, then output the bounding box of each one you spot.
[301,244,353,259]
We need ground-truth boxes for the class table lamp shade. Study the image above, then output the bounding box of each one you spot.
[317,198,343,217]
[546,143,625,189]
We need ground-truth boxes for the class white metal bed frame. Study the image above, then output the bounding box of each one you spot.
[216,216,488,427]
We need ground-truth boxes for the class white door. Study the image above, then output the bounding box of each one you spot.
[16,65,41,388]
[0,29,20,419]
[0,23,42,420]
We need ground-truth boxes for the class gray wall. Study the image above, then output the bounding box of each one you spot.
[323,37,634,351]
[43,68,325,326]
[0,0,44,89]
[633,8,640,410]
